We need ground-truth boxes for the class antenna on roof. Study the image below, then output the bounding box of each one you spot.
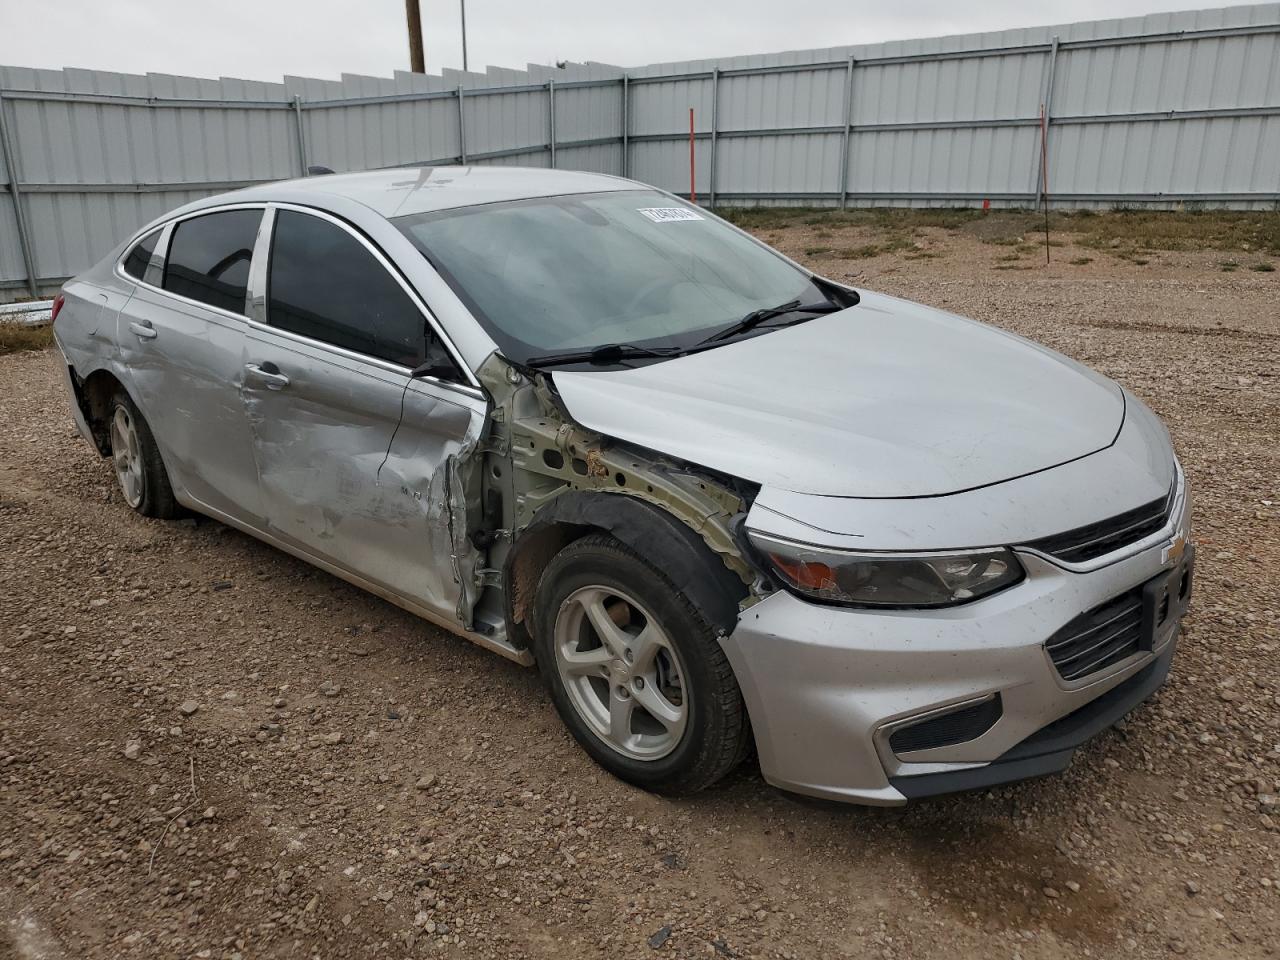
[307,165,335,176]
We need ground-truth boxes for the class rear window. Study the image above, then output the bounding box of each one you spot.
[162,210,262,314]
[122,229,160,281]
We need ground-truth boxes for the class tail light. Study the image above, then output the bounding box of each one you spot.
[50,293,66,323]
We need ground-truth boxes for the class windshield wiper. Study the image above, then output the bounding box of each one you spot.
[523,342,685,369]
[698,299,843,346]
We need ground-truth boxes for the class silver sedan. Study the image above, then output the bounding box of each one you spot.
[52,167,1193,804]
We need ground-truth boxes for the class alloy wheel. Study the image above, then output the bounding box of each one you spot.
[552,585,689,761]
[110,406,144,508]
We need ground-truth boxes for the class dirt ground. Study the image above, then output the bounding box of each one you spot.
[1,211,1278,960]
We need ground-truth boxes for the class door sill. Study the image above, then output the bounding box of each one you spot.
[174,494,535,666]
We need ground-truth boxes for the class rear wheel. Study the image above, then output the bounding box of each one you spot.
[108,392,179,519]
[533,534,749,794]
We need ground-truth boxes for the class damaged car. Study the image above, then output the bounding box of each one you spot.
[52,167,1193,805]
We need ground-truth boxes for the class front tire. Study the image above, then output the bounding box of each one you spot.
[533,533,750,795]
[108,392,179,519]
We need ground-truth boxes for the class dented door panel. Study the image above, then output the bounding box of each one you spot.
[117,283,263,522]
[241,322,486,626]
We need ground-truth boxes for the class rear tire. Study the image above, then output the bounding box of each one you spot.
[533,533,750,795]
[107,392,180,519]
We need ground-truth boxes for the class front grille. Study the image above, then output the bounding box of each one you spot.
[889,695,1003,754]
[1026,490,1172,563]
[1046,587,1145,681]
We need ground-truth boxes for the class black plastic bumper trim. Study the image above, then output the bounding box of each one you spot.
[889,638,1176,801]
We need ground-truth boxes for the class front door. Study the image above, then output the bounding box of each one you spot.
[240,206,487,626]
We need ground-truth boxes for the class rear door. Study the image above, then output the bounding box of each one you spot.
[240,204,488,626]
[116,206,266,523]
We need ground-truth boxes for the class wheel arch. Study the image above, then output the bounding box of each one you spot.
[69,365,134,457]
[503,491,749,656]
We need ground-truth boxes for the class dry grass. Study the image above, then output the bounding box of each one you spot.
[0,323,53,355]
[1071,208,1280,254]
[720,206,984,233]
[836,236,916,259]
[718,206,1280,259]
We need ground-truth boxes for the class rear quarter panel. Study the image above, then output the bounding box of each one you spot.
[52,252,140,442]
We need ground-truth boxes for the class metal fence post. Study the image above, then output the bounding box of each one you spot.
[457,86,467,164]
[839,56,855,209]
[708,68,719,208]
[292,95,308,175]
[621,74,629,178]
[0,88,39,297]
[548,79,556,168]
[1034,36,1060,209]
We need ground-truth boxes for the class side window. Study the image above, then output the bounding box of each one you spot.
[122,228,161,281]
[162,209,262,314]
[268,210,453,373]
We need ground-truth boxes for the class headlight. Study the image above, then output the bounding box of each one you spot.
[748,533,1024,608]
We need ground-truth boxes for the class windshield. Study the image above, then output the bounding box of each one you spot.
[394,190,832,367]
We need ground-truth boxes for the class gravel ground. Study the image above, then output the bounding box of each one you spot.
[1,222,1278,960]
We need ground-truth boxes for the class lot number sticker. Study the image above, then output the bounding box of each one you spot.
[638,207,704,223]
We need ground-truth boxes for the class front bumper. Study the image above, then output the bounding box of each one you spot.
[723,489,1193,806]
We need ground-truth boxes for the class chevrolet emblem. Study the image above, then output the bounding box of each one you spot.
[1161,534,1186,565]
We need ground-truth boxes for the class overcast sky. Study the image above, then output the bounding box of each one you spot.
[0,0,1248,82]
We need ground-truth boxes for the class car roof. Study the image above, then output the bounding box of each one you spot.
[218,166,639,219]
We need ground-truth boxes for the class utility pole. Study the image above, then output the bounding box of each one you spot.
[406,0,425,73]
[460,0,469,72]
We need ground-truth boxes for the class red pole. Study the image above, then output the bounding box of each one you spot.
[689,107,696,204]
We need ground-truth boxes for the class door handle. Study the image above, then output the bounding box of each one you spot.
[128,320,158,340]
[244,362,291,391]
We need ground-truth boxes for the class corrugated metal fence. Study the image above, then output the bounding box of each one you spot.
[3,2,1279,299]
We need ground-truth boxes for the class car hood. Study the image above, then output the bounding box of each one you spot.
[550,290,1125,498]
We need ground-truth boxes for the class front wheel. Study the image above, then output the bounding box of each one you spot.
[533,533,750,795]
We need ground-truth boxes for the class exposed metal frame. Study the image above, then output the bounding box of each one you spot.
[547,79,557,169]
[838,56,855,210]
[291,95,308,176]
[5,179,270,195]
[457,85,467,164]
[620,74,630,178]
[1035,36,1061,208]
[708,68,719,207]
[0,88,39,296]
[613,103,1280,146]
[0,88,295,110]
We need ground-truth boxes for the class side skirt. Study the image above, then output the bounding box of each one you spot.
[174,493,535,667]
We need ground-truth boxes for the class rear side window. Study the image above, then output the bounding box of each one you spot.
[163,210,262,314]
[267,210,440,370]
[122,229,160,281]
